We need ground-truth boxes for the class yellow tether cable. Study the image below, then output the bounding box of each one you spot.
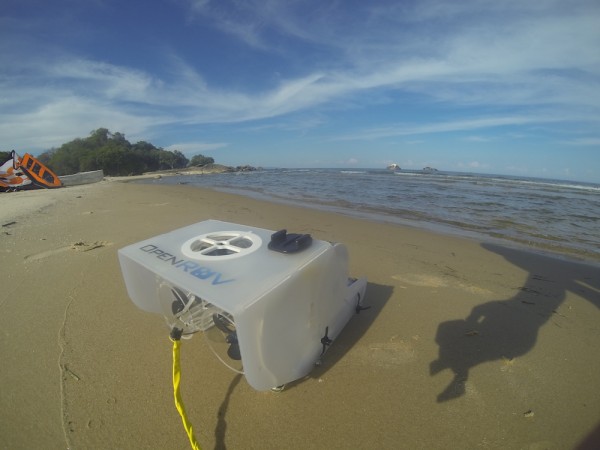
[170,329,202,450]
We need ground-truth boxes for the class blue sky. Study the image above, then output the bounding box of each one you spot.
[2,0,600,182]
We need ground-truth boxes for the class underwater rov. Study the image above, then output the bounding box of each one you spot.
[118,220,367,391]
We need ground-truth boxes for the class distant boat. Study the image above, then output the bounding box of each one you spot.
[387,163,400,171]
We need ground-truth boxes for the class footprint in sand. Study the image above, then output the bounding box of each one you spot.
[70,241,111,252]
[25,241,112,261]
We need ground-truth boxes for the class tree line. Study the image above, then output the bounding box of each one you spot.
[1,128,215,176]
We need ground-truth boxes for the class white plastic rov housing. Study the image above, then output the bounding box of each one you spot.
[118,220,367,391]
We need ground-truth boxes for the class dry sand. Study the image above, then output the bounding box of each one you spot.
[1,180,599,449]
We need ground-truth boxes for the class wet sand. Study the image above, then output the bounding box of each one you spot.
[1,180,599,449]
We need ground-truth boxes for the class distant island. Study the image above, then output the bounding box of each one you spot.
[385,164,440,173]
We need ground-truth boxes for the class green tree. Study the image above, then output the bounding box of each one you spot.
[88,128,111,148]
[189,154,215,166]
[95,144,138,176]
[0,151,12,164]
[35,128,195,176]
[171,150,189,169]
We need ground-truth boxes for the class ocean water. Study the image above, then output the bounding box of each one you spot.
[142,169,600,265]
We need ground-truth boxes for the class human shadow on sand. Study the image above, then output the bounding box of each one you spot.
[430,243,600,402]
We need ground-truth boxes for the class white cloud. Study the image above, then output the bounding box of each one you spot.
[2,0,600,153]
[0,96,160,151]
[331,116,556,141]
[45,59,155,100]
[457,161,489,170]
[565,137,600,146]
[464,135,493,142]
[169,1,600,131]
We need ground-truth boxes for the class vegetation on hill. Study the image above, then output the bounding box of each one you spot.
[15,128,217,176]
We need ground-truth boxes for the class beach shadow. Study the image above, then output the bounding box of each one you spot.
[278,282,393,391]
[430,243,600,402]
[306,282,394,383]
[577,422,600,449]
[209,284,392,444]
[214,373,243,450]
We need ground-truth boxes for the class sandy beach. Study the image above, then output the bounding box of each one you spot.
[1,180,599,449]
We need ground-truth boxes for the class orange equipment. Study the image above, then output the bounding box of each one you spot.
[0,151,62,191]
